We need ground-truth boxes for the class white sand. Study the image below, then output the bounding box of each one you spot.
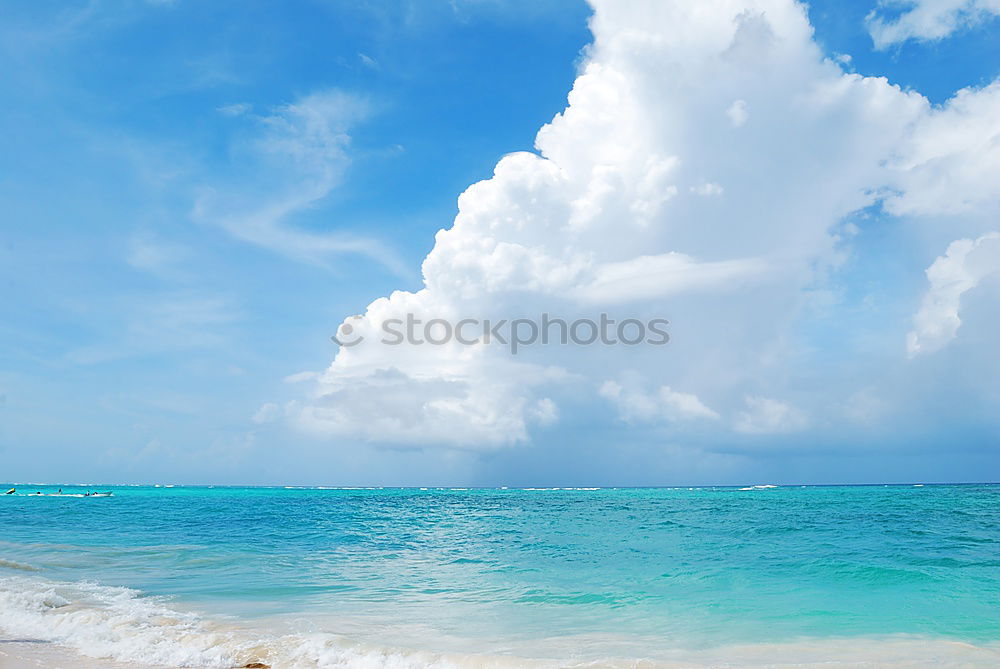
[0,640,161,669]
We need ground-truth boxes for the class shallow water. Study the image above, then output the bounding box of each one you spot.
[0,484,998,667]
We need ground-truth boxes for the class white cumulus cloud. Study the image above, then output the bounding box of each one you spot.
[600,377,720,423]
[735,395,808,434]
[726,99,749,127]
[883,80,1000,218]
[279,0,999,450]
[907,232,1000,356]
[252,402,281,424]
[867,0,1000,49]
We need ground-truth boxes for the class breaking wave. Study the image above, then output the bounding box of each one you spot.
[1,574,999,668]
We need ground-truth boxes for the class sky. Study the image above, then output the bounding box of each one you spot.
[1,0,998,486]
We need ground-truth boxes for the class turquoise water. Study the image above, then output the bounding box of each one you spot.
[0,484,998,667]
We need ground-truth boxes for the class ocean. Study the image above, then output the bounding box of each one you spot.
[0,484,997,667]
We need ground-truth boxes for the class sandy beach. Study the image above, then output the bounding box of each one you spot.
[5,636,1000,669]
[0,640,142,669]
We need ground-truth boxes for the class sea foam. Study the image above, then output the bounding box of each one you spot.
[2,574,999,668]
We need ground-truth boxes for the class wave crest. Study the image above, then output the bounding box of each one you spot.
[1,575,999,668]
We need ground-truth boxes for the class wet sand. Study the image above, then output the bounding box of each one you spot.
[0,640,152,669]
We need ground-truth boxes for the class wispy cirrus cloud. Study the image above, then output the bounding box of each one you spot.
[126,233,191,279]
[193,89,409,277]
[66,293,243,365]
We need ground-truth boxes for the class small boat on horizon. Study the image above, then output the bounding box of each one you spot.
[2,488,114,497]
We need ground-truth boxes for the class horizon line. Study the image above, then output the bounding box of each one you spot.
[3,481,997,489]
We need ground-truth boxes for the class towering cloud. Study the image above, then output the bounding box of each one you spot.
[290,0,1000,449]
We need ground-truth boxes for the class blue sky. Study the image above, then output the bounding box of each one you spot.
[1,0,998,485]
